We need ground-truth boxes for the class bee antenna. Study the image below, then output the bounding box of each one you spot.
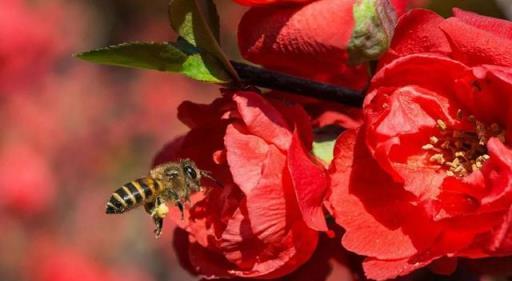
[200,170,222,187]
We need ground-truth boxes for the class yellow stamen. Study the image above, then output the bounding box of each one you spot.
[437,120,447,130]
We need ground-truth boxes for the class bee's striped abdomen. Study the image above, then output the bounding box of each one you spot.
[105,177,161,214]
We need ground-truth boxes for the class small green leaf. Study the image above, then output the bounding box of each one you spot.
[311,125,344,165]
[312,139,337,165]
[168,0,239,81]
[76,42,230,83]
[76,42,187,71]
[182,52,231,82]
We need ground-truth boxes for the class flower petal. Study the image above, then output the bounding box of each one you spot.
[287,130,328,231]
[221,144,318,278]
[269,97,314,151]
[238,0,369,89]
[453,8,512,41]
[381,9,450,65]
[439,17,512,67]
[328,129,441,260]
[372,54,470,96]
[452,65,512,128]
[365,85,454,199]
[363,257,432,281]
[233,92,292,151]
[225,123,270,195]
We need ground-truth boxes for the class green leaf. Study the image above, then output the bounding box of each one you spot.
[168,0,239,81]
[76,42,187,71]
[75,42,230,83]
[182,52,231,83]
[312,139,337,165]
[311,125,344,165]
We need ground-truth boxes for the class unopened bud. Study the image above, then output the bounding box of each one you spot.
[348,0,397,65]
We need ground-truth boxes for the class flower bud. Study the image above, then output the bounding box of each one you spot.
[348,0,397,64]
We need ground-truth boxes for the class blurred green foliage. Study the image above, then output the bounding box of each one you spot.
[427,0,505,18]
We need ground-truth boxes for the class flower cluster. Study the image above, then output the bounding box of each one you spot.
[158,2,512,281]
[328,8,512,280]
[6,0,512,280]
[155,90,328,278]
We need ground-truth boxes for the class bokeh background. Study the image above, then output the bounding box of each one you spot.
[1,1,511,281]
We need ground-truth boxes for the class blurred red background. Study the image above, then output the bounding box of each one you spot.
[0,1,510,281]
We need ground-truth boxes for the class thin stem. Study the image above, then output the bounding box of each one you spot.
[230,61,364,107]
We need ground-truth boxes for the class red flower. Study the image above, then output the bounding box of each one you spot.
[174,228,364,281]
[237,0,369,90]
[236,0,427,90]
[154,90,328,279]
[328,9,512,280]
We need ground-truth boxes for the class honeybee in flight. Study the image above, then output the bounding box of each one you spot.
[105,159,212,238]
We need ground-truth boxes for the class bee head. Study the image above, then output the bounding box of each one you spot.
[180,159,202,192]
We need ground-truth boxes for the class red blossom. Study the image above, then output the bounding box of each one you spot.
[237,0,369,90]
[328,8,512,280]
[236,0,427,90]
[175,228,363,281]
[154,90,328,278]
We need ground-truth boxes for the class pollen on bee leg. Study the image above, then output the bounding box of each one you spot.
[153,203,169,219]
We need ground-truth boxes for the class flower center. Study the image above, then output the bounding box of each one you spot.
[422,110,505,177]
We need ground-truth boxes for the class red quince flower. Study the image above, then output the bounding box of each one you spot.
[154,90,328,279]
[174,227,363,281]
[237,0,369,90]
[328,9,512,280]
[237,0,427,90]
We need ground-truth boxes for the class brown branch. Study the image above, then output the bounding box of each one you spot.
[230,61,364,107]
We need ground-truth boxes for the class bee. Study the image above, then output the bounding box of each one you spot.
[105,159,212,238]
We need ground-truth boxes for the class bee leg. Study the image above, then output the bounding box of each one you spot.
[152,216,164,238]
[176,201,184,220]
[144,197,169,238]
